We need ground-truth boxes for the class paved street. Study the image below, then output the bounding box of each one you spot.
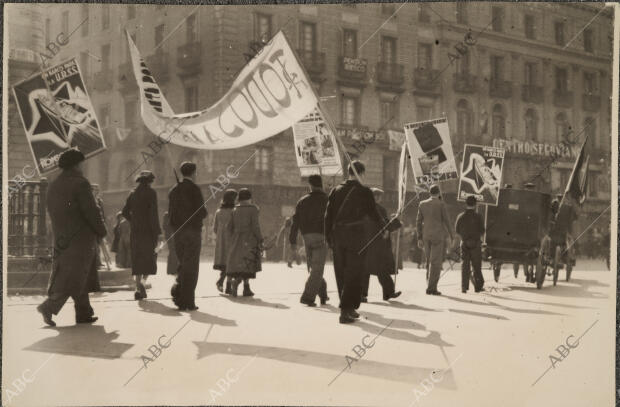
[2,259,614,407]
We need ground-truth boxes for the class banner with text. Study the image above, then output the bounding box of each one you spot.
[128,31,318,150]
[293,107,342,176]
[12,58,106,174]
[457,144,505,206]
[404,117,458,185]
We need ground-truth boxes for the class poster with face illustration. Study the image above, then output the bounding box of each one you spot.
[457,144,505,206]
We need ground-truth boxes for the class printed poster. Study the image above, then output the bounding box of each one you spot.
[292,107,342,176]
[403,117,458,185]
[457,144,505,206]
[12,58,106,175]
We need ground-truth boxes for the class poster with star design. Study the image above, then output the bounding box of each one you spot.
[457,144,505,206]
[12,58,106,175]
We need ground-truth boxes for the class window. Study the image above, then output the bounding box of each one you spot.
[341,96,359,126]
[185,86,199,111]
[343,29,357,58]
[492,7,504,32]
[524,14,535,39]
[102,6,110,30]
[524,62,537,86]
[382,4,396,15]
[555,67,567,91]
[492,104,506,138]
[380,97,399,128]
[555,21,565,45]
[583,72,595,94]
[299,21,317,53]
[417,105,432,121]
[254,147,271,172]
[381,36,397,63]
[584,117,596,148]
[80,52,89,79]
[128,5,136,20]
[62,11,69,35]
[101,44,110,70]
[584,28,593,52]
[418,43,432,69]
[254,13,272,43]
[186,14,197,43]
[456,51,470,74]
[491,55,504,82]
[125,100,137,128]
[555,113,569,143]
[155,25,165,49]
[456,3,468,24]
[81,6,89,36]
[419,4,431,23]
[524,109,538,141]
[456,100,472,138]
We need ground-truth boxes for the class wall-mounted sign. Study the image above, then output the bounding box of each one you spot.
[492,138,577,159]
[336,127,385,142]
[342,57,367,73]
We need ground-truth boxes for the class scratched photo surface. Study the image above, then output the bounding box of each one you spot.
[2,2,617,407]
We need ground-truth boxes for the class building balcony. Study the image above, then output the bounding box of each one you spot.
[337,56,367,83]
[553,89,574,108]
[521,85,544,104]
[177,42,202,76]
[146,51,169,82]
[297,50,326,80]
[117,62,137,93]
[376,62,404,88]
[413,68,440,93]
[582,93,601,112]
[453,72,476,93]
[489,80,512,98]
[92,69,113,92]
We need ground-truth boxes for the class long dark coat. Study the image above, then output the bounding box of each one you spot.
[46,168,107,297]
[213,207,234,271]
[226,203,263,278]
[122,183,161,276]
[365,204,401,276]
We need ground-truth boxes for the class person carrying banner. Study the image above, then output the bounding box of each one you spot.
[213,189,238,294]
[169,162,207,311]
[122,170,162,300]
[36,149,106,326]
[455,196,485,293]
[416,184,454,296]
[325,160,381,324]
[291,175,330,307]
[361,188,403,302]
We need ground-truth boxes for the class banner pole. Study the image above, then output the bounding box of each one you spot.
[483,204,488,244]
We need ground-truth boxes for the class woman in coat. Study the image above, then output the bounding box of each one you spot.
[112,212,132,268]
[122,170,161,300]
[213,189,237,294]
[226,188,263,297]
[162,211,178,275]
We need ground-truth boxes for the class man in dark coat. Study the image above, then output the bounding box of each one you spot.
[455,196,485,293]
[291,175,329,307]
[37,149,107,326]
[361,188,402,302]
[122,170,162,300]
[168,162,207,311]
[325,160,381,324]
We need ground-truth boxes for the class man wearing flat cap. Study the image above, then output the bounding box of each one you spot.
[168,161,207,311]
[37,148,107,326]
[122,170,162,300]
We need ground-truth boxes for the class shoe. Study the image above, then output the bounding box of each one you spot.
[36,304,56,327]
[216,282,224,292]
[462,289,468,293]
[287,262,292,268]
[300,299,317,307]
[339,314,356,324]
[348,309,360,319]
[231,279,240,297]
[243,285,254,297]
[185,306,199,311]
[475,287,486,293]
[320,296,329,305]
[384,291,402,301]
[134,290,144,300]
[76,316,98,324]
[224,281,232,295]
[361,297,368,303]
[139,283,147,299]
[427,290,442,296]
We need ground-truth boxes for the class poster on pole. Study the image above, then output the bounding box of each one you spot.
[403,117,458,184]
[292,106,342,176]
[457,144,505,206]
[12,58,106,175]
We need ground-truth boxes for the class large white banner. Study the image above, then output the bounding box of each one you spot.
[403,117,458,184]
[292,107,342,176]
[128,31,318,150]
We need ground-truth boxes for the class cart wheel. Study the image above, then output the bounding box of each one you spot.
[566,263,572,282]
[513,263,519,278]
[536,254,545,289]
[552,245,561,286]
[493,264,501,282]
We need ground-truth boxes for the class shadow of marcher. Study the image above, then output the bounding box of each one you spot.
[355,320,453,347]
[138,300,183,317]
[448,308,509,320]
[441,295,565,316]
[508,279,608,299]
[368,300,442,312]
[221,295,290,309]
[189,310,237,326]
[361,311,426,331]
[24,325,133,359]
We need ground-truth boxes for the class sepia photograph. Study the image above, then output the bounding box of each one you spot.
[2,2,618,406]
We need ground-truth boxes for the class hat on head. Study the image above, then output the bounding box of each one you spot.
[308,174,323,188]
[58,148,85,169]
[238,188,252,201]
[180,161,197,176]
[465,196,477,206]
[135,170,155,183]
[222,189,238,206]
